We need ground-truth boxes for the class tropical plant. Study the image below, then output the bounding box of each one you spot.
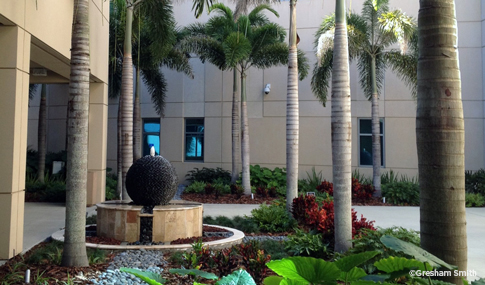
[181,3,309,195]
[382,181,419,205]
[312,0,417,197]
[185,167,231,184]
[465,193,485,207]
[61,0,90,267]
[251,203,296,233]
[465,169,485,195]
[284,228,330,259]
[417,1,467,282]
[248,165,287,189]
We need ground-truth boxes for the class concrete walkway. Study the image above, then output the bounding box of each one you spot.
[17,202,485,280]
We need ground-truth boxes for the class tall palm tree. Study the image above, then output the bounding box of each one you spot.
[312,0,416,196]
[37,84,47,183]
[182,3,309,195]
[417,0,467,283]
[61,0,90,267]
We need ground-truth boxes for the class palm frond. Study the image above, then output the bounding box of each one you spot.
[161,49,194,79]
[248,4,279,21]
[208,3,234,20]
[223,32,252,67]
[190,0,213,18]
[179,36,227,69]
[297,49,310,80]
[250,22,286,48]
[314,13,335,49]
[29,84,39,101]
[250,42,287,69]
[311,48,333,106]
[379,9,416,53]
[357,51,386,99]
[232,0,280,19]
[141,68,167,117]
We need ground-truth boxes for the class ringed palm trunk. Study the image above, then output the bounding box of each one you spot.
[332,0,352,253]
[286,0,299,212]
[370,57,381,196]
[240,68,251,195]
[61,0,89,267]
[133,67,142,161]
[231,69,240,184]
[417,1,467,283]
[37,84,47,183]
[117,96,123,200]
[121,6,134,201]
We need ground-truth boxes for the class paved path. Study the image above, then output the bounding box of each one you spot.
[16,202,485,280]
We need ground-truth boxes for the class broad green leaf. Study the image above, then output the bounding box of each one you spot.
[120,268,166,285]
[472,279,485,285]
[281,279,311,285]
[216,269,256,285]
[335,251,380,272]
[380,235,457,270]
[351,280,395,285]
[267,257,341,284]
[169,268,218,280]
[339,267,367,282]
[194,283,206,285]
[263,276,284,285]
[374,256,428,273]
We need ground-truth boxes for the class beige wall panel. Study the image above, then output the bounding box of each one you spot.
[0,192,24,259]
[205,102,222,117]
[463,101,484,118]
[383,101,416,118]
[457,23,481,48]
[164,103,183,118]
[384,71,414,101]
[140,103,158,118]
[184,59,205,102]
[0,27,22,68]
[351,101,372,118]
[247,101,263,118]
[89,0,109,82]
[298,53,317,101]
[299,117,332,166]
[464,119,484,170]
[299,101,330,117]
[88,107,107,170]
[222,102,232,117]
[0,0,25,25]
[205,64,223,102]
[263,66,287,101]
[164,69,184,103]
[455,0,481,21]
[383,118,418,169]
[222,70,237,102]
[25,1,72,59]
[204,118,222,162]
[246,67,264,102]
[221,117,232,163]
[46,120,67,152]
[263,101,286,117]
[248,117,286,165]
[297,28,319,53]
[184,102,205,117]
[160,118,184,162]
[459,48,482,100]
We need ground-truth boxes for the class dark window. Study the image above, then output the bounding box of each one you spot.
[185,118,204,161]
[143,118,160,156]
[359,118,384,166]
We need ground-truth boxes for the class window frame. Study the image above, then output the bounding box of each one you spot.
[142,118,161,156]
[358,118,385,167]
[185,118,204,162]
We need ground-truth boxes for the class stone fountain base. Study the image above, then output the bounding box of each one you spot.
[96,200,203,243]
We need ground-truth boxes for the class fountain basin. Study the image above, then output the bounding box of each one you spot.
[96,200,203,243]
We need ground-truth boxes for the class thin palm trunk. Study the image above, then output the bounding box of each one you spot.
[133,67,142,161]
[286,0,298,212]
[417,1,466,283]
[37,84,47,183]
[370,57,381,196]
[332,0,352,253]
[117,96,123,200]
[61,0,89,267]
[121,6,134,201]
[231,69,240,184]
[240,69,251,195]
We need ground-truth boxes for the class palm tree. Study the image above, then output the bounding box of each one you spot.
[417,0,467,283]
[37,84,47,183]
[182,3,309,195]
[61,0,90,267]
[312,0,416,196]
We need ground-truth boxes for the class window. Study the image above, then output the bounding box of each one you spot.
[185,118,204,161]
[359,118,384,166]
[143,118,160,156]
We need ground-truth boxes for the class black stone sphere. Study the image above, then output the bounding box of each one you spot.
[125,155,178,206]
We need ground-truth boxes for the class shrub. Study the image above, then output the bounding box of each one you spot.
[284,228,330,259]
[465,169,485,195]
[230,184,244,198]
[381,169,417,185]
[203,215,260,233]
[249,165,287,188]
[352,178,375,203]
[184,180,206,194]
[214,183,230,199]
[43,181,66,202]
[251,203,296,233]
[382,181,419,205]
[186,167,231,184]
[105,173,117,200]
[299,167,324,193]
[204,183,215,195]
[465,193,485,207]
[235,241,271,284]
[260,239,288,260]
[315,180,333,196]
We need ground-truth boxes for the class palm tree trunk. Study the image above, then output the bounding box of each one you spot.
[61,0,89,267]
[37,84,47,183]
[240,69,251,195]
[117,96,123,200]
[121,5,134,201]
[133,67,142,161]
[371,57,381,196]
[417,1,467,283]
[332,0,352,253]
[231,69,240,184]
[286,0,299,212]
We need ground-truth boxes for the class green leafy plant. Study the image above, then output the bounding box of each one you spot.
[247,165,287,189]
[382,181,419,205]
[26,241,64,265]
[87,247,107,265]
[284,228,330,259]
[465,193,485,207]
[182,240,213,269]
[236,241,272,284]
[86,214,97,225]
[230,184,244,198]
[352,169,372,185]
[185,181,207,194]
[251,203,296,233]
[105,173,118,200]
[203,215,260,233]
[260,240,289,261]
[120,267,167,285]
[186,167,231,185]
[465,169,485,195]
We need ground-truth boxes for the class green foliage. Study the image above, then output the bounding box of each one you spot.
[120,267,167,285]
[266,256,341,284]
[352,170,373,185]
[105,173,118,200]
[186,167,231,184]
[299,167,324,192]
[465,193,485,207]
[169,268,218,280]
[382,181,419,205]
[87,248,107,265]
[185,181,207,194]
[203,215,260,233]
[260,240,289,260]
[381,169,417,185]
[26,149,67,180]
[249,165,287,189]
[251,203,296,233]
[284,229,330,259]
[216,269,257,285]
[43,181,66,202]
[86,214,97,225]
[26,241,64,265]
[465,169,485,195]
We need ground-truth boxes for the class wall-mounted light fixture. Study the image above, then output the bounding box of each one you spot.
[264,84,271,94]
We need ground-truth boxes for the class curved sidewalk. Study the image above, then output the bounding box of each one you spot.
[16,202,485,280]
